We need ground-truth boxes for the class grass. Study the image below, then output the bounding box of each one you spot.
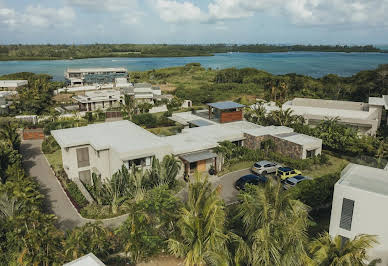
[218,161,254,176]
[44,149,63,173]
[147,125,183,136]
[303,154,349,178]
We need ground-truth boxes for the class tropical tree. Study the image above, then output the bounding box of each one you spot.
[309,232,378,266]
[268,107,304,127]
[64,222,112,261]
[0,121,21,151]
[147,155,181,188]
[121,94,136,119]
[168,173,230,266]
[0,192,23,219]
[244,100,267,125]
[232,180,310,265]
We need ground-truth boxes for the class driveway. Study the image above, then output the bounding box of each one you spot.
[213,169,251,205]
[21,140,128,230]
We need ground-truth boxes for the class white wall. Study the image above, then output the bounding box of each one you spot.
[329,183,388,264]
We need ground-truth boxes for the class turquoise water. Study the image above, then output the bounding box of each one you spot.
[1,52,388,80]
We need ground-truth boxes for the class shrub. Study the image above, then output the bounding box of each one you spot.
[66,181,88,209]
[132,113,157,128]
[42,135,60,154]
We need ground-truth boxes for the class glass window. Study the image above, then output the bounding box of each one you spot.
[76,147,90,168]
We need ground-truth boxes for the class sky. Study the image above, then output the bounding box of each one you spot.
[0,0,387,45]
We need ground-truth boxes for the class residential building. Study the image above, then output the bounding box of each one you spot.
[51,102,323,183]
[72,90,122,111]
[257,96,388,136]
[63,253,105,266]
[0,91,17,115]
[0,80,28,90]
[120,82,162,103]
[207,101,245,123]
[329,163,388,264]
[64,67,127,86]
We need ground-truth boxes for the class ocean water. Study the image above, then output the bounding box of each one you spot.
[0,52,388,81]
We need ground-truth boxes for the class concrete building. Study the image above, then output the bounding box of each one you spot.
[329,164,388,264]
[72,90,122,111]
[120,83,162,103]
[65,67,127,86]
[257,96,388,136]
[0,80,28,90]
[0,91,17,115]
[63,253,105,266]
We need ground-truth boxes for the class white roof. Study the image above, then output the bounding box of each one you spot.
[115,77,129,84]
[73,90,121,103]
[338,163,388,196]
[0,80,28,87]
[275,132,322,146]
[51,120,171,161]
[244,125,293,137]
[169,111,217,126]
[368,96,386,107]
[63,253,105,266]
[66,67,127,73]
[0,91,17,97]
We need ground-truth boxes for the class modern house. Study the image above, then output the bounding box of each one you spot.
[329,163,388,264]
[64,67,128,86]
[51,101,323,183]
[120,82,162,103]
[207,101,245,123]
[72,90,122,111]
[257,96,388,136]
[0,80,28,90]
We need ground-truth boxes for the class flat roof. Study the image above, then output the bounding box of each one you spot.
[244,126,293,137]
[275,132,322,146]
[338,163,388,196]
[64,253,105,266]
[0,80,28,87]
[368,96,385,107]
[66,67,127,73]
[180,150,217,163]
[169,111,217,126]
[189,119,213,127]
[51,120,171,161]
[207,101,245,110]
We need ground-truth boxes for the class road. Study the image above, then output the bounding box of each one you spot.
[21,139,127,230]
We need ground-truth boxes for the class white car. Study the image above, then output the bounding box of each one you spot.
[251,160,280,175]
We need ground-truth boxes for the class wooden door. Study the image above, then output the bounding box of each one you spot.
[197,160,206,172]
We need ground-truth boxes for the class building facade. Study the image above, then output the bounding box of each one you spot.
[329,164,388,264]
[72,90,122,111]
[0,80,28,90]
[65,67,127,86]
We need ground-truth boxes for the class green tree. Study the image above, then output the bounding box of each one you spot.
[168,173,230,266]
[309,232,377,266]
[121,94,136,119]
[233,180,310,265]
[0,121,21,151]
[147,155,181,188]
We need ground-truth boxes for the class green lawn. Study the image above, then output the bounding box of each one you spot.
[303,154,349,178]
[44,149,63,173]
[218,161,254,176]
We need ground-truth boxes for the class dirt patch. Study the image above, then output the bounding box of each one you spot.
[137,255,183,266]
[53,91,84,104]
[158,83,177,92]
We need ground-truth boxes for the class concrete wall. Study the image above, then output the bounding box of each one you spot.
[291,98,368,111]
[329,183,388,264]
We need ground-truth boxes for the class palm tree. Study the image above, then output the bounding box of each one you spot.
[121,94,136,119]
[148,155,181,188]
[168,173,230,266]
[309,232,378,266]
[0,192,23,219]
[233,180,310,265]
[0,121,21,151]
[269,108,298,126]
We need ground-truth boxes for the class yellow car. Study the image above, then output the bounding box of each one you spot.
[276,167,302,180]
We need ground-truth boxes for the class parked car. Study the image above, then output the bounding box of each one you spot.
[251,160,280,175]
[282,175,310,190]
[235,174,267,190]
[276,167,302,180]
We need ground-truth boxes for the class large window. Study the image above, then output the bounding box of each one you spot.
[339,198,355,231]
[128,156,151,168]
[76,147,90,168]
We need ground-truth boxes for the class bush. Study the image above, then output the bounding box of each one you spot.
[66,181,89,209]
[42,135,60,154]
[132,113,157,128]
[289,172,340,209]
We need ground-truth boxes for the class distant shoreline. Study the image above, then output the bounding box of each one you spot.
[0,44,384,61]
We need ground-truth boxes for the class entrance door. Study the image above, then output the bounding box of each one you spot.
[197,160,206,172]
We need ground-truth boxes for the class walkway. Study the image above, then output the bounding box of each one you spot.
[21,140,128,230]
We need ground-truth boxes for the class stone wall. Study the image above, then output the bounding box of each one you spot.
[244,133,304,159]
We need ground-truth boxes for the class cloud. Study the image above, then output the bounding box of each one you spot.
[0,5,75,29]
[152,0,388,27]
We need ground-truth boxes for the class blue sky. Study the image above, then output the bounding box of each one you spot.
[0,0,387,44]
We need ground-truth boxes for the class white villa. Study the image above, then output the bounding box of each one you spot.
[51,102,322,184]
[0,80,28,90]
[72,90,122,112]
[256,96,388,136]
[329,163,388,264]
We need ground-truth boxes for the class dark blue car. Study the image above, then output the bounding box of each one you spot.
[235,174,267,190]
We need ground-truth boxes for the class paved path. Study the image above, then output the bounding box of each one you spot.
[21,140,128,230]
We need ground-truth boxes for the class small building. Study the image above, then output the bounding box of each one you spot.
[257,96,388,136]
[72,90,122,111]
[63,253,105,266]
[329,164,388,264]
[120,83,162,103]
[207,101,245,123]
[64,67,127,86]
[0,80,28,90]
[0,91,17,115]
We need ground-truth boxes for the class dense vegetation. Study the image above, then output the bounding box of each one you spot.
[0,44,383,60]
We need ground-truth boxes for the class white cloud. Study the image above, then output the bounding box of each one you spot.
[152,0,388,27]
[0,5,75,29]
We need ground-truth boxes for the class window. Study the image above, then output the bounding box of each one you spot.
[189,162,197,170]
[339,198,354,231]
[79,170,91,184]
[76,147,90,168]
[306,149,316,158]
[128,157,151,168]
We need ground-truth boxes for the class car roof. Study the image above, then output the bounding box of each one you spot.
[255,160,272,165]
[240,174,258,180]
[278,167,293,172]
[293,175,306,180]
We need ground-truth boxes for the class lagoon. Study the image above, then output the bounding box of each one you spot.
[1,52,388,81]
